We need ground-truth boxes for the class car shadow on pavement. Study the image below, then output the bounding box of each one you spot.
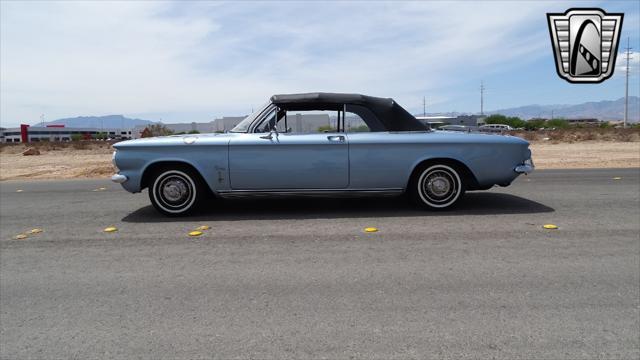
[121,192,554,223]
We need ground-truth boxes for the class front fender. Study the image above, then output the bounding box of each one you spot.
[114,145,229,193]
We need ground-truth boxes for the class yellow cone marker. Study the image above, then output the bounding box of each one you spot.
[543,224,558,230]
[14,234,28,240]
[29,228,43,234]
[613,177,622,180]
[103,226,118,233]
[189,230,203,237]
[364,227,379,233]
[196,225,210,231]
[16,189,23,193]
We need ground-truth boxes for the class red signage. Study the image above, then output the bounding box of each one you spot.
[20,124,29,143]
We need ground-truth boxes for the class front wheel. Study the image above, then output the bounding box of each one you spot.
[409,164,465,210]
[148,168,204,216]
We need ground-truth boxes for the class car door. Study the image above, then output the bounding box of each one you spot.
[228,108,349,190]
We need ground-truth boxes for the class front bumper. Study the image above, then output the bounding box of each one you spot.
[514,158,535,174]
[111,174,128,183]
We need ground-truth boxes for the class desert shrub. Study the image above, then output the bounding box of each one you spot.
[525,119,546,130]
[317,125,337,132]
[545,118,570,129]
[522,131,538,141]
[141,124,174,137]
[72,141,89,150]
[547,130,566,141]
[577,130,596,141]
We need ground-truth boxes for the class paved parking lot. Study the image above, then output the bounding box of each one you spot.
[1,168,639,359]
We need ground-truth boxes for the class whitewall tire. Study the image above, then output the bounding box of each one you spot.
[411,164,465,210]
[149,169,201,216]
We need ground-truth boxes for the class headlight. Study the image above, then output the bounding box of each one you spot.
[111,151,119,172]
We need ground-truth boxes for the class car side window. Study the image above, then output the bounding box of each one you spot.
[281,110,342,134]
[252,104,386,133]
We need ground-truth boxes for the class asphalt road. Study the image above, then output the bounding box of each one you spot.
[1,168,639,359]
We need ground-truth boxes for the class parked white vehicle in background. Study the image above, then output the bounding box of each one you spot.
[438,125,470,132]
[479,124,513,132]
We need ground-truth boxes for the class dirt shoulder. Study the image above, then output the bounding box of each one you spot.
[1,140,639,181]
[0,142,114,181]
[530,141,639,169]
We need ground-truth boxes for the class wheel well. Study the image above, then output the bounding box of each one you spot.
[141,161,205,190]
[409,158,480,190]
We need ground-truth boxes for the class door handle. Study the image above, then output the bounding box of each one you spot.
[327,135,345,142]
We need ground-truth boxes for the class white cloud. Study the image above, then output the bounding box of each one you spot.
[615,51,640,76]
[0,1,584,126]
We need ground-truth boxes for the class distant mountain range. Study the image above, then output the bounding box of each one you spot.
[35,97,639,128]
[419,96,639,121]
[488,96,639,120]
[39,115,154,128]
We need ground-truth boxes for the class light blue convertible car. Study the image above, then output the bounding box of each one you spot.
[112,93,533,216]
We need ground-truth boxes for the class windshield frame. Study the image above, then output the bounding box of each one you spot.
[229,101,273,133]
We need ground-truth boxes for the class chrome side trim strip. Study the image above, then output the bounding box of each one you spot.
[217,188,404,198]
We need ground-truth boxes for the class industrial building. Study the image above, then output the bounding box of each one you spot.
[143,116,248,135]
[0,124,134,143]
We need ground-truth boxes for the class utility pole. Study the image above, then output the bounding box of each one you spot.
[423,96,426,117]
[480,81,485,116]
[623,37,632,129]
[40,114,44,127]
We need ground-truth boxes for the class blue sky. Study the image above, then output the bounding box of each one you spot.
[1,0,638,127]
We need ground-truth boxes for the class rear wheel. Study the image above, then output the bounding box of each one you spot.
[409,163,465,210]
[148,167,205,216]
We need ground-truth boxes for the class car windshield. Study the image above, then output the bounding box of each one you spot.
[229,102,271,133]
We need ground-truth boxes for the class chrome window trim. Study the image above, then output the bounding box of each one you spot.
[248,104,278,133]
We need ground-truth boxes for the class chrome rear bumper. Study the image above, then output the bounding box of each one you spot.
[111,174,128,183]
[515,159,535,174]
[515,164,534,174]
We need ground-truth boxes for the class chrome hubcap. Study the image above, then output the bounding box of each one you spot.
[419,167,460,207]
[161,178,189,203]
[428,176,450,196]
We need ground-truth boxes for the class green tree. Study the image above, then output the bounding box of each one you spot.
[71,134,83,141]
[485,114,526,129]
[188,130,201,134]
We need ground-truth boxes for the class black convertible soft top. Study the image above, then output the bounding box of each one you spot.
[270,92,427,131]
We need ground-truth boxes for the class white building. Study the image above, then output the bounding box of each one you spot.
[0,125,134,143]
